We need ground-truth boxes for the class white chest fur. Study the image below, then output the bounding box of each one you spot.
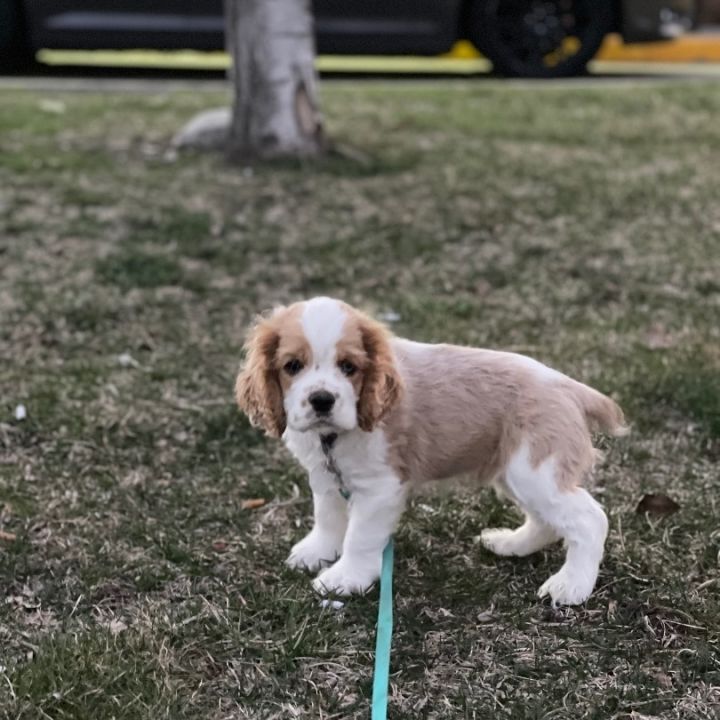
[283,427,392,493]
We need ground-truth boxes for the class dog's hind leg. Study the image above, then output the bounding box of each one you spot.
[481,475,560,557]
[481,515,559,557]
[501,444,608,606]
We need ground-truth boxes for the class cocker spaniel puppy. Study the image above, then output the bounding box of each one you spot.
[236,297,626,606]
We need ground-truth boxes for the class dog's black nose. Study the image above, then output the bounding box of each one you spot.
[309,390,335,414]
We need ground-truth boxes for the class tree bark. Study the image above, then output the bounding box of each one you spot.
[174,0,325,161]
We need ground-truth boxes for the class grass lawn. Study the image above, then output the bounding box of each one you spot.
[1,78,719,720]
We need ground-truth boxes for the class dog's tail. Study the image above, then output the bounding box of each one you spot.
[569,380,629,437]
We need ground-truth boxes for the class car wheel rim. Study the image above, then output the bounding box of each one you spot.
[487,0,592,69]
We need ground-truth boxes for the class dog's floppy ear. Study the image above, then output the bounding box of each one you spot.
[356,313,403,432]
[235,312,286,438]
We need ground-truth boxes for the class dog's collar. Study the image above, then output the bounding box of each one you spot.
[320,432,338,454]
[320,432,350,500]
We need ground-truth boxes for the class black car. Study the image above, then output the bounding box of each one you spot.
[1,0,695,77]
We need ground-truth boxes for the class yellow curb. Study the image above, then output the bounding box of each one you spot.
[598,32,720,62]
[37,33,720,73]
[590,59,720,75]
[37,48,491,73]
[445,35,720,63]
[316,54,491,73]
[37,49,231,70]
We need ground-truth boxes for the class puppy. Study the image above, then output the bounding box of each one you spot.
[236,297,626,605]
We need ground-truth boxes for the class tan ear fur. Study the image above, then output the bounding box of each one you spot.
[356,314,403,432]
[235,314,286,438]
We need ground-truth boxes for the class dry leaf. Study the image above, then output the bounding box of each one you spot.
[636,493,680,516]
[241,498,266,510]
[211,540,228,552]
[0,530,16,542]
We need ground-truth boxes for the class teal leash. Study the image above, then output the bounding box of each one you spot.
[319,433,395,718]
[371,538,395,720]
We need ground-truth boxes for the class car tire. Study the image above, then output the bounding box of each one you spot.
[468,0,615,78]
[0,0,34,72]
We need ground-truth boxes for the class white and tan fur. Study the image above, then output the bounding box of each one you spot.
[236,297,627,605]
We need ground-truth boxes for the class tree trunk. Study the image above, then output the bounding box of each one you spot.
[174,0,325,161]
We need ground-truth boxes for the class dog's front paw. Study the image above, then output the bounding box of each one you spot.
[537,566,597,606]
[286,531,341,573]
[312,556,381,596]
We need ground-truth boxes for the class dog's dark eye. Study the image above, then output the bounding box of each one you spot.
[283,359,304,376]
[338,360,357,377]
